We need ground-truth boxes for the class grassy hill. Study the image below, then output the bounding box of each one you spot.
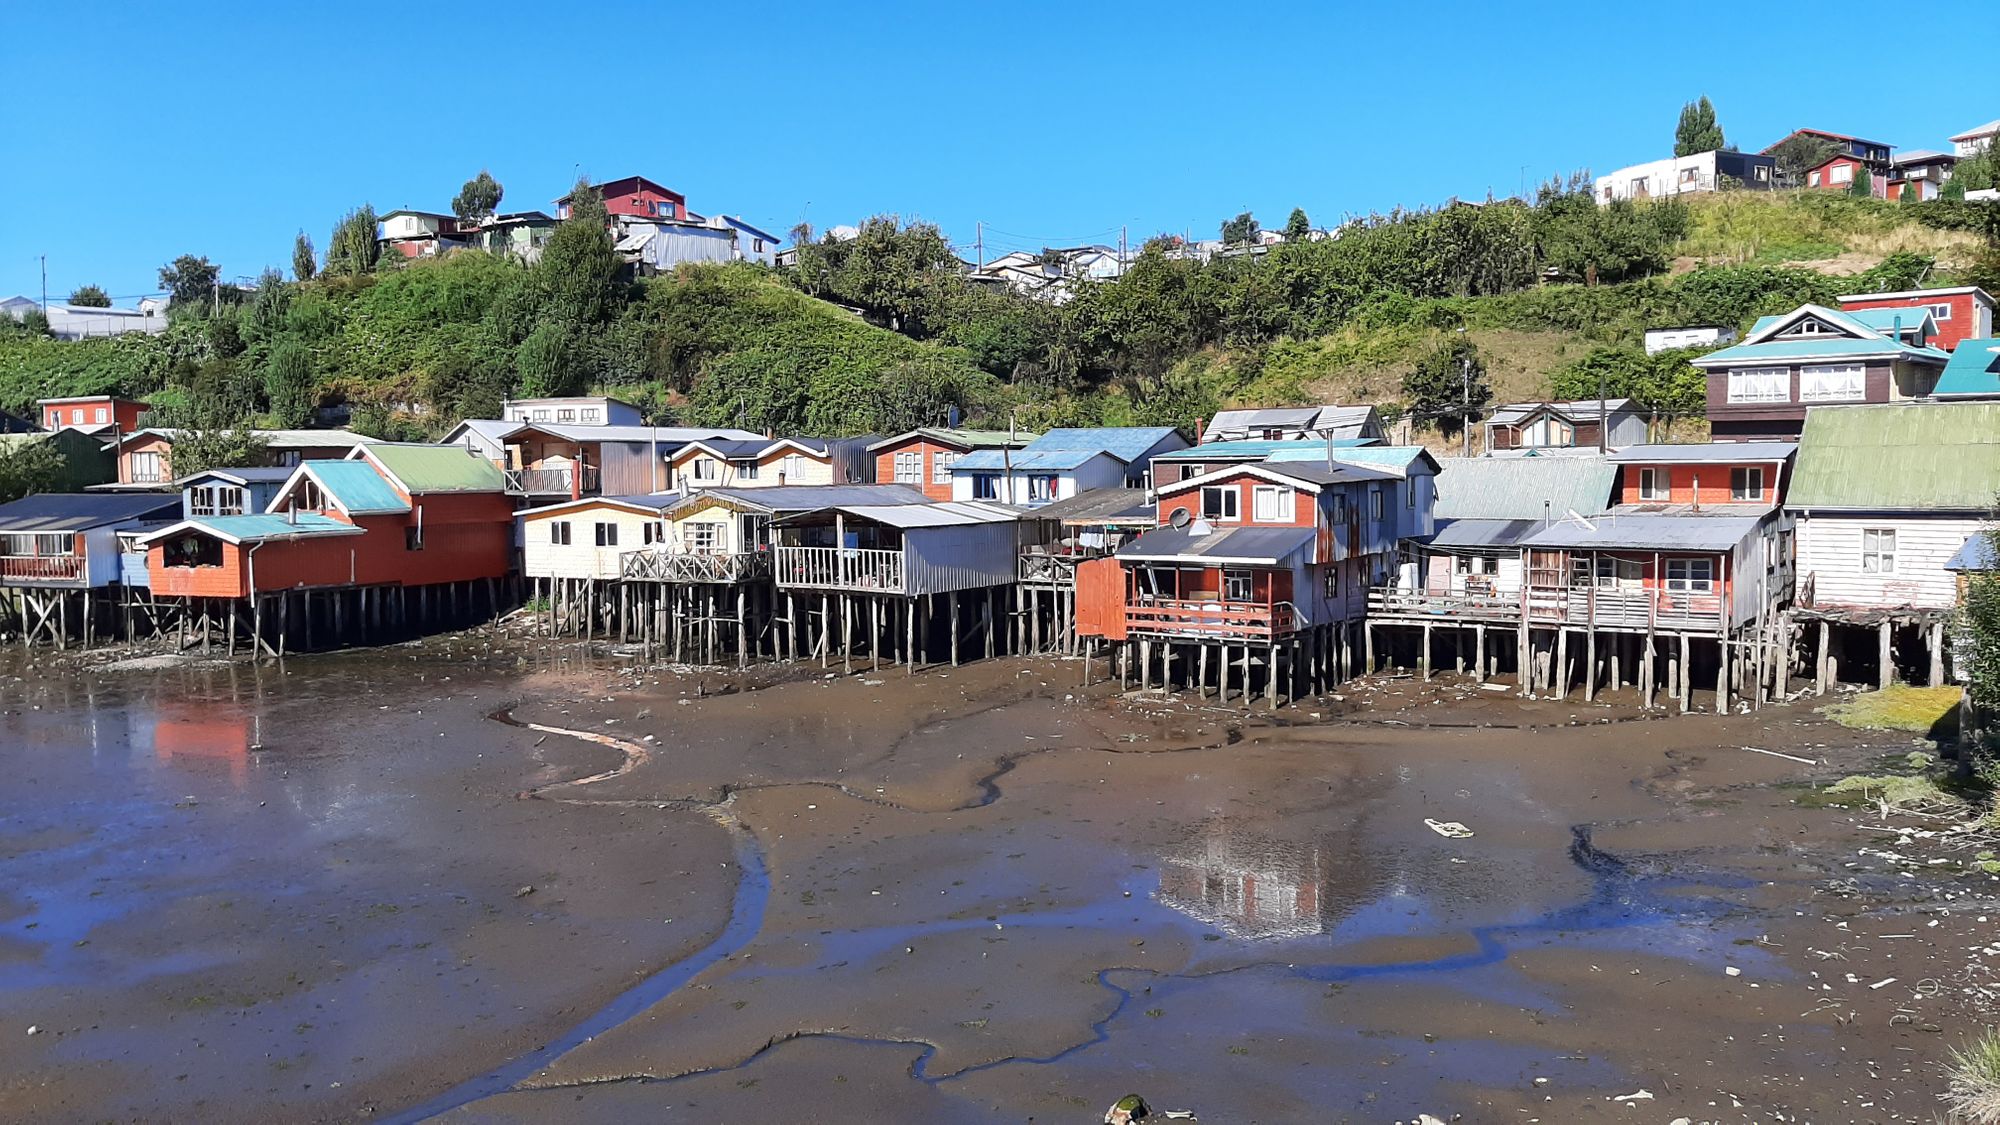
[1673,191,1981,275]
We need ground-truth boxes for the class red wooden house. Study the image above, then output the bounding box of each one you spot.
[37,395,149,435]
[865,428,1036,502]
[1837,287,1996,353]
[556,175,687,221]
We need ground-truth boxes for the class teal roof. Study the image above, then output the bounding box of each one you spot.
[297,461,411,515]
[1935,339,2000,397]
[1698,336,1949,365]
[362,443,505,493]
[138,512,362,546]
[1847,307,1934,336]
[1789,403,2000,511]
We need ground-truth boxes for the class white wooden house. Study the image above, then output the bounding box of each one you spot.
[949,427,1189,505]
[519,495,679,581]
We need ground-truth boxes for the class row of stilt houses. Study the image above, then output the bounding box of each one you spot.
[4,394,1999,715]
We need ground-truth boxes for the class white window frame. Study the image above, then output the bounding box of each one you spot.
[1222,568,1254,602]
[1929,302,1952,322]
[1829,163,1853,184]
[1799,364,1865,403]
[1861,528,1897,574]
[1664,557,1714,593]
[1027,475,1058,502]
[93,407,108,424]
[686,521,722,553]
[1251,485,1293,523]
[736,459,759,480]
[691,457,718,482]
[1729,467,1765,502]
[1200,485,1240,522]
[893,451,923,485]
[1638,467,1669,501]
[1727,367,1790,404]
[594,521,618,548]
[971,474,998,500]
[1369,488,1383,521]
[932,450,958,484]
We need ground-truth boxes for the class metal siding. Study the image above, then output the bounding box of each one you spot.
[903,524,1017,594]
[598,443,661,496]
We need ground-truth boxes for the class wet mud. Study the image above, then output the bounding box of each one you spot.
[0,643,1990,1123]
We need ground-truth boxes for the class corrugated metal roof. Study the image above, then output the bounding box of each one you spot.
[0,492,180,533]
[1208,407,1320,429]
[1947,534,1998,572]
[1266,444,1439,476]
[1016,427,1182,463]
[671,484,928,516]
[1430,517,1547,550]
[172,466,297,486]
[1519,513,1764,551]
[1155,438,1375,460]
[953,448,1117,471]
[1025,488,1158,526]
[1934,339,2000,397]
[137,513,363,546]
[122,427,378,450]
[1847,307,1935,335]
[1788,402,2000,511]
[362,444,504,493]
[302,461,411,515]
[813,501,1022,529]
[1486,398,1634,425]
[1432,456,1617,520]
[504,423,765,444]
[864,428,1036,452]
[517,493,682,517]
[1116,525,1315,565]
[1257,462,1399,487]
[1608,442,1797,464]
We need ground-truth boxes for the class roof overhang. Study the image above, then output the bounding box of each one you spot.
[1155,464,1326,497]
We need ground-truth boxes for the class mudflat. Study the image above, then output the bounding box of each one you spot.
[0,642,1988,1123]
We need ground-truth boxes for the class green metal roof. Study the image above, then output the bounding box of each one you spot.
[1788,403,2000,511]
[362,443,505,493]
[1934,339,2000,397]
[1433,456,1618,520]
[301,461,412,515]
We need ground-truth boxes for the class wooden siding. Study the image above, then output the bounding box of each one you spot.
[1616,462,1784,507]
[1797,513,1977,611]
[522,507,667,580]
[873,437,962,502]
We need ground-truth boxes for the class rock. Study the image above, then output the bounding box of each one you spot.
[1105,1094,1150,1123]
[25,1026,38,1036]
[513,885,535,898]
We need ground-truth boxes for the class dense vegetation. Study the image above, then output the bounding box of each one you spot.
[3,182,1997,444]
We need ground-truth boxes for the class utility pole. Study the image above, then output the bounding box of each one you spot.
[1119,225,1127,274]
[1597,363,1608,454]
[975,221,983,270]
[39,255,47,317]
[1459,328,1472,460]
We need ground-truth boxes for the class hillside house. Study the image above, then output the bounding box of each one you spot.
[7,301,168,341]
[1766,129,1894,192]
[557,175,687,221]
[1951,119,2000,158]
[1644,326,1737,355]
[37,395,149,436]
[173,467,296,519]
[1594,150,1776,203]
[667,437,869,492]
[502,397,644,427]
[709,215,782,266]
[378,210,469,258]
[968,247,1127,303]
[0,492,180,646]
[441,421,762,499]
[1787,402,2000,689]
[1836,287,1996,353]
[950,427,1190,505]
[1202,405,1383,444]
[867,428,1037,502]
[1484,398,1646,451]
[112,429,380,486]
[1887,151,1959,201]
[1695,303,1951,440]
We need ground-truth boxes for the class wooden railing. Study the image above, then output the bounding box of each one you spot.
[1526,585,1726,632]
[620,549,771,584]
[773,546,905,592]
[504,465,599,496]
[1018,552,1084,586]
[0,554,85,583]
[1368,587,1521,622]
[1125,598,1298,639]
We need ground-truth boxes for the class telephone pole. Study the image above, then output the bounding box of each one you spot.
[39,255,47,316]
[1459,327,1472,459]
[975,221,983,270]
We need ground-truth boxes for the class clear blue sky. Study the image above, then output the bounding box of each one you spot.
[2,0,1990,303]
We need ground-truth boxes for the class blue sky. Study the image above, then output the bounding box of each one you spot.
[2,0,1991,303]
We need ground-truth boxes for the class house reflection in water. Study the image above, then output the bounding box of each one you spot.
[1155,820,1358,940]
[135,699,258,787]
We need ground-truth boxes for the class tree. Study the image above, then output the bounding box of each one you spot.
[1769,133,1839,188]
[1673,96,1726,157]
[262,337,317,427]
[293,232,317,281]
[1549,345,1707,439]
[324,205,381,276]
[0,439,66,503]
[158,255,221,312]
[1402,335,1490,437]
[534,179,621,326]
[1283,208,1312,241]
[1849,165,1874,198]
[161,428,271,478]
[66,285,111,308]
[1957,524,2000,765]
[1221,212,1260,246]
[451,169,504,223]
[1531,173,1688,285]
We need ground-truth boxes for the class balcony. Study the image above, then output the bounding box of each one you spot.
[1368,587,1522,624]
[621,549,772,584]
[504,465,599,497]
[0,554,85,585]
[773,546,905,592]
[1526,585,1725,633]
[1018,552,1083,587]
[1124,597,1298,640]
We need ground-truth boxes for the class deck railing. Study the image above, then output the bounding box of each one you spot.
[1125,597,1298,640]
[1367,587,1522,622]
[620,549,771,584]
[0,554,85,584]
[1018,552,1084,586]
[773,546,905,592]
[504,465,599,496]
[1526,585,1725,632]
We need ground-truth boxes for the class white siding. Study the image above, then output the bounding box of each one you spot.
[1797,514,1978,611]
[521,508,665,580]
[949,454,1123,504]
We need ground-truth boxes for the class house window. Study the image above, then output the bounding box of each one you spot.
[1862,528,1897,574]
[1223,568,1254,602]
[643,522,661,545]
[405,526,424,551]
[1664,557,1714,592]
[550,521,572,545]
[1369,488,1383,521]
[1678,167,1698,186]
[582,408,601,422]
[971,474,998,500]
[1727,368,1790,403]
[1638,467,1669,501]
[594,522,618,547]
[557,408,576,423]
[1799,364,1865,402]
[932,450,958,483]
[1592,556,1643,586]
[130,451,165,483]
[93,407,108,424]
[753,238,766,253]
[1325,568,1340,597]
[1829,164,1853,184]
[692,458,718,482]
[1406,480,1416,508]
[1456,555,1498,576]
[1028,475,1058,502]
[1251,485,1293,523]
[1200,485,1240,522]
[894,451,923,484]
[190,485,217,517]
[687,521,721,553]
[779,453,809,480]
[1929,303,1953,322]
[1729,467,1765,502]
[1331,493,1347,522]
[733,459,759,480]
[532,409,550,421]
[70,408,83,424]
[1809,171,1821,187]
[1754,165,1771,183]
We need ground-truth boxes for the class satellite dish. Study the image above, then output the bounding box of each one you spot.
[1170,507,1192,529]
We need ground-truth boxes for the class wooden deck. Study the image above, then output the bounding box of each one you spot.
[773,546,905,593]
[0,554,85,586]
[620,549,771,584]
[1525,585,1725,633]
[1367,588,1521,625]
[1124,597,1299,640]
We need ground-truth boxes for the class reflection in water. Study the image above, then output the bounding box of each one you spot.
[135,699,260,787]
[1155,820,1364,940]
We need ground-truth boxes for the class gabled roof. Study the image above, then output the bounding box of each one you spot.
[516,493,682,519]
[794,501,1021,529]
[1608,442,1797,464]
[134,513,364,547]
[1836,286,1996,309]
[864,428,1036,453]
[0,492,180,533]
[556,175,681,204]
[1950,120,2000,143]
[1946,534,1998,573]
[1762,128,1890,153]
[1024,488,1157,527]
[1433,456,1617,520]
[1265,444,1442,478]
[1116,525,1316,566]
[1155,461,1393,497]
[1697,305,1951,367]
[665,484,929,518]
[279,460,411,516]
[171,466,298,487]
[953,448,1120,472]
[114,427,379,451]
[1153,438,1376,461]
[1206,404,1377,436]
[1486,398,1636,426]
[1844,307,1937,338]
[1519,512,1766,551]
[1788,403,2000,511]
[1007,426,1181,463]
[1934,339,2000,398]
[352,443,504,494]
[1890,149,1957,167]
